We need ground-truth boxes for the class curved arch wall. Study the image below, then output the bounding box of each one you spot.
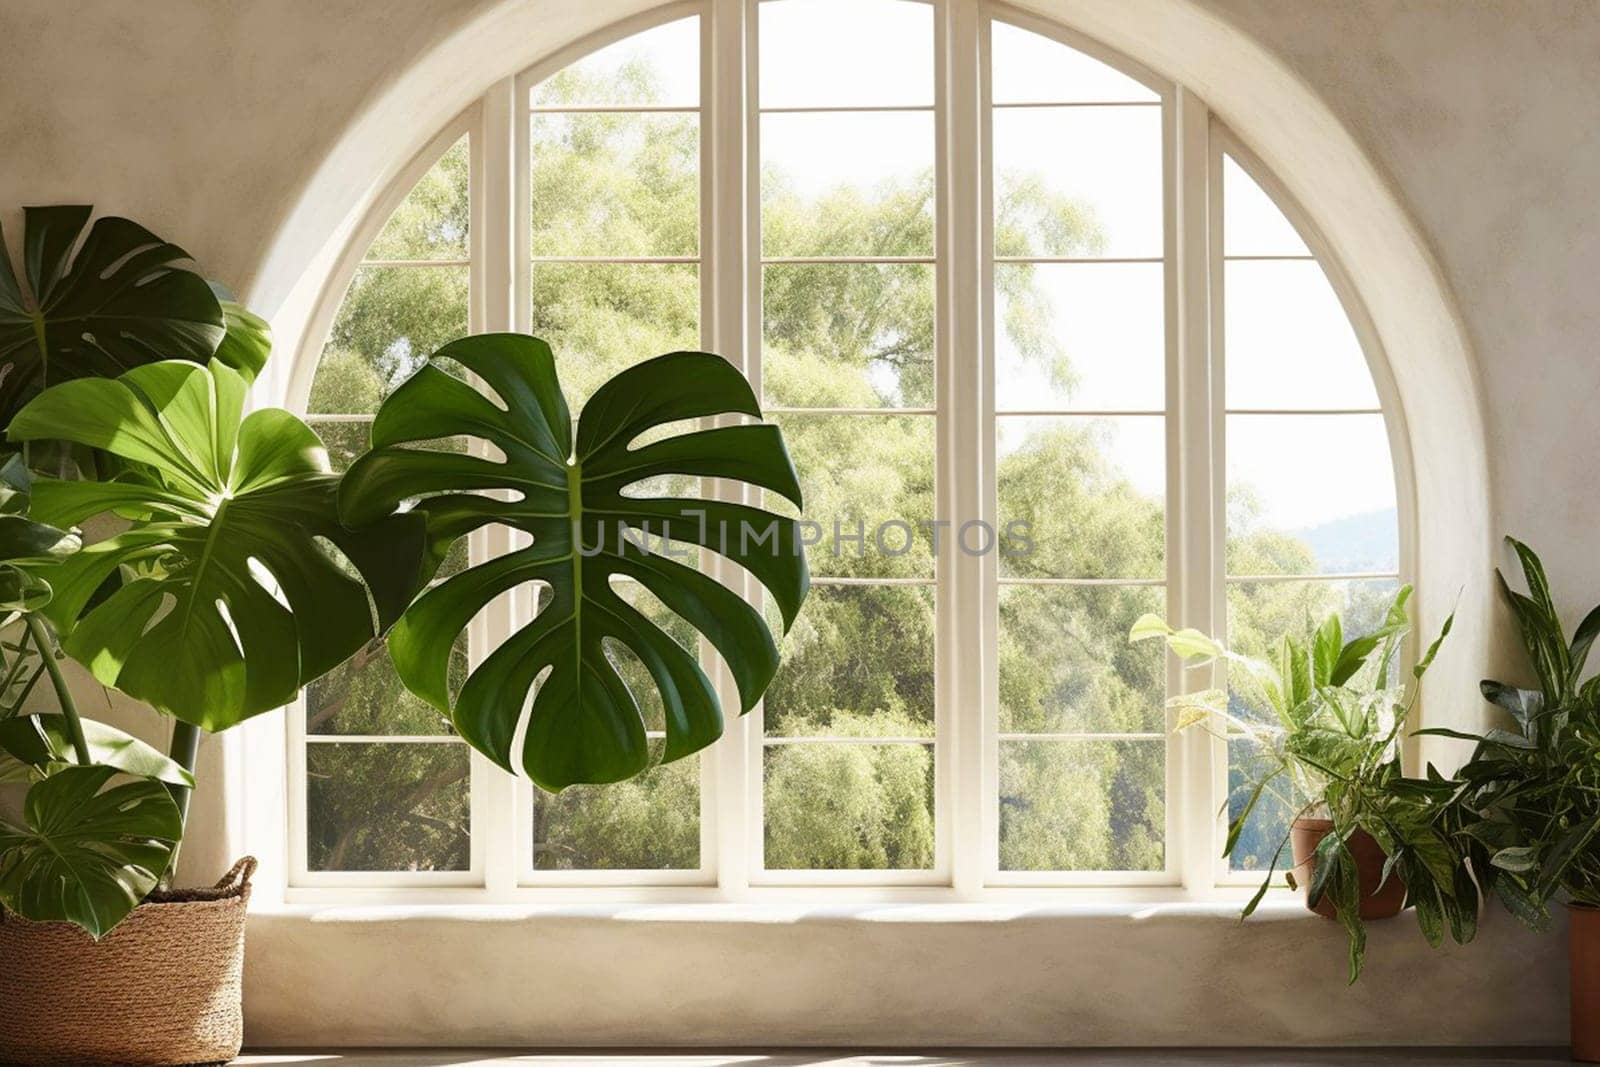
[2,0,1588,1047]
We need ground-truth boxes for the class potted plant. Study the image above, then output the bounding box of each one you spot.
[0,212,809,1065]
[1433,538,1600,1060]
[1131,586,1472,981]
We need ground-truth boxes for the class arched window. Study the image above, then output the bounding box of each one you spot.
[289,0,1406,894]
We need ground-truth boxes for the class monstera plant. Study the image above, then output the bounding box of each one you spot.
[0,253,806,944]
[340,333,809,790]
[0,454,191,936]
[12,361,428,731]
[0,206,270,470]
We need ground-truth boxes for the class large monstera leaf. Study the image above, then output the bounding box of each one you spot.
[5,360,429,731]
[0,206,241,427]
[339,334,809,791]
[0,764,182,938]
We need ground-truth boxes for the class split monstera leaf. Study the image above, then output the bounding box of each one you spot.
[340,334,809,791]
[0,359,429,935]
[0,205,271,442]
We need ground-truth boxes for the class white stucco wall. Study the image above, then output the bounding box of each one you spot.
[0,0,1593,1048]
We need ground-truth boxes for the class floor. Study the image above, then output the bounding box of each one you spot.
[236,1051,1573,1066]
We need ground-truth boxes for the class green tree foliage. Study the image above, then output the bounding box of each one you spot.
[302,54,1345,875]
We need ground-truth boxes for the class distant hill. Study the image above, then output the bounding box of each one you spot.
[1290,507,1398,573]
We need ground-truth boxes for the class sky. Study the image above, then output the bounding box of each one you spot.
[534,1,1398,554]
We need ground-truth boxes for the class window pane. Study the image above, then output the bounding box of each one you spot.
[1226,414,1397,576]
[530,111,699,258]
[999,739,1164,872]
[1224,260,1377,410]
[530,17,699,108]
[763,263,934,409]
[764,584,935,739]
[999,584,1165,734]
[1225,577,1403,666]
[312,265,468,413]
[761,112,933,258]
[366,137,469,261]
[994,106,1162,259]
[1227,733,1299,873]
[769,413,935,579]
[533,741,700,870]
[306,636,465,737]
[994,262,1164,411]
[306,742,470,872]
[531,262,699,409]
[760,0,932,108]
[764,742,934,870]
[991,22,1158,105]
[997,415,1165,579]
[1223,155,1310,258]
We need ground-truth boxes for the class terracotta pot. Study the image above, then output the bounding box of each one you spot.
[1289,817,1405,920]
[1572,905,1600,1062]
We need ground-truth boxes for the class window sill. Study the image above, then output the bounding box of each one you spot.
[261,884,1308,922]
[243,885,1564,1049]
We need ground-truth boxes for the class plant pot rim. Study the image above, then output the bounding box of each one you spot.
[1291,815,1335,831]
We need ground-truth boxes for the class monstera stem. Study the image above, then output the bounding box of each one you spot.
[167,720,202,828]
[25,614,90,766]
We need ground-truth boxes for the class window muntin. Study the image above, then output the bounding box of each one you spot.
[291,0,1408,896]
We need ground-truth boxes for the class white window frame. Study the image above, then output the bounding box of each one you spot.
[277,0,1414,902]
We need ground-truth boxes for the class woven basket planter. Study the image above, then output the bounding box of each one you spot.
[0,857,255,1067]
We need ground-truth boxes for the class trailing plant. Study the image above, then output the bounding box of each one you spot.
[1131,586,1471,981]
[1431,537,1600,929]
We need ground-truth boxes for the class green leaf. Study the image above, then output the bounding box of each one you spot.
[1537,815,1600,898]
[0,764,181,938]
[211,300,272,385]
[1569,602,1600,688]
[1497,565,1566,703]
[1279,633,1312,719]
[1489,845,1538,873]
[0,207,226,429]
[1494,876,1552,932]
[7,360,429,731]
[1224,770,1279,857]
[1128,613,1222,660]
[1313,612,1342,686]
[1479,680,1543,735]
[339,335,810,791]
[1412,879,1445,949]
[0,714,194,786]
[1413,608,1455,680]
[1307,829,1344,910]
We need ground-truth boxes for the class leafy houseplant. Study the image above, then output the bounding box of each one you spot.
[1437,538,1600,1060]
[338,333,809,791]
[1131,586,1470,981]
[0,212,808,1066]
